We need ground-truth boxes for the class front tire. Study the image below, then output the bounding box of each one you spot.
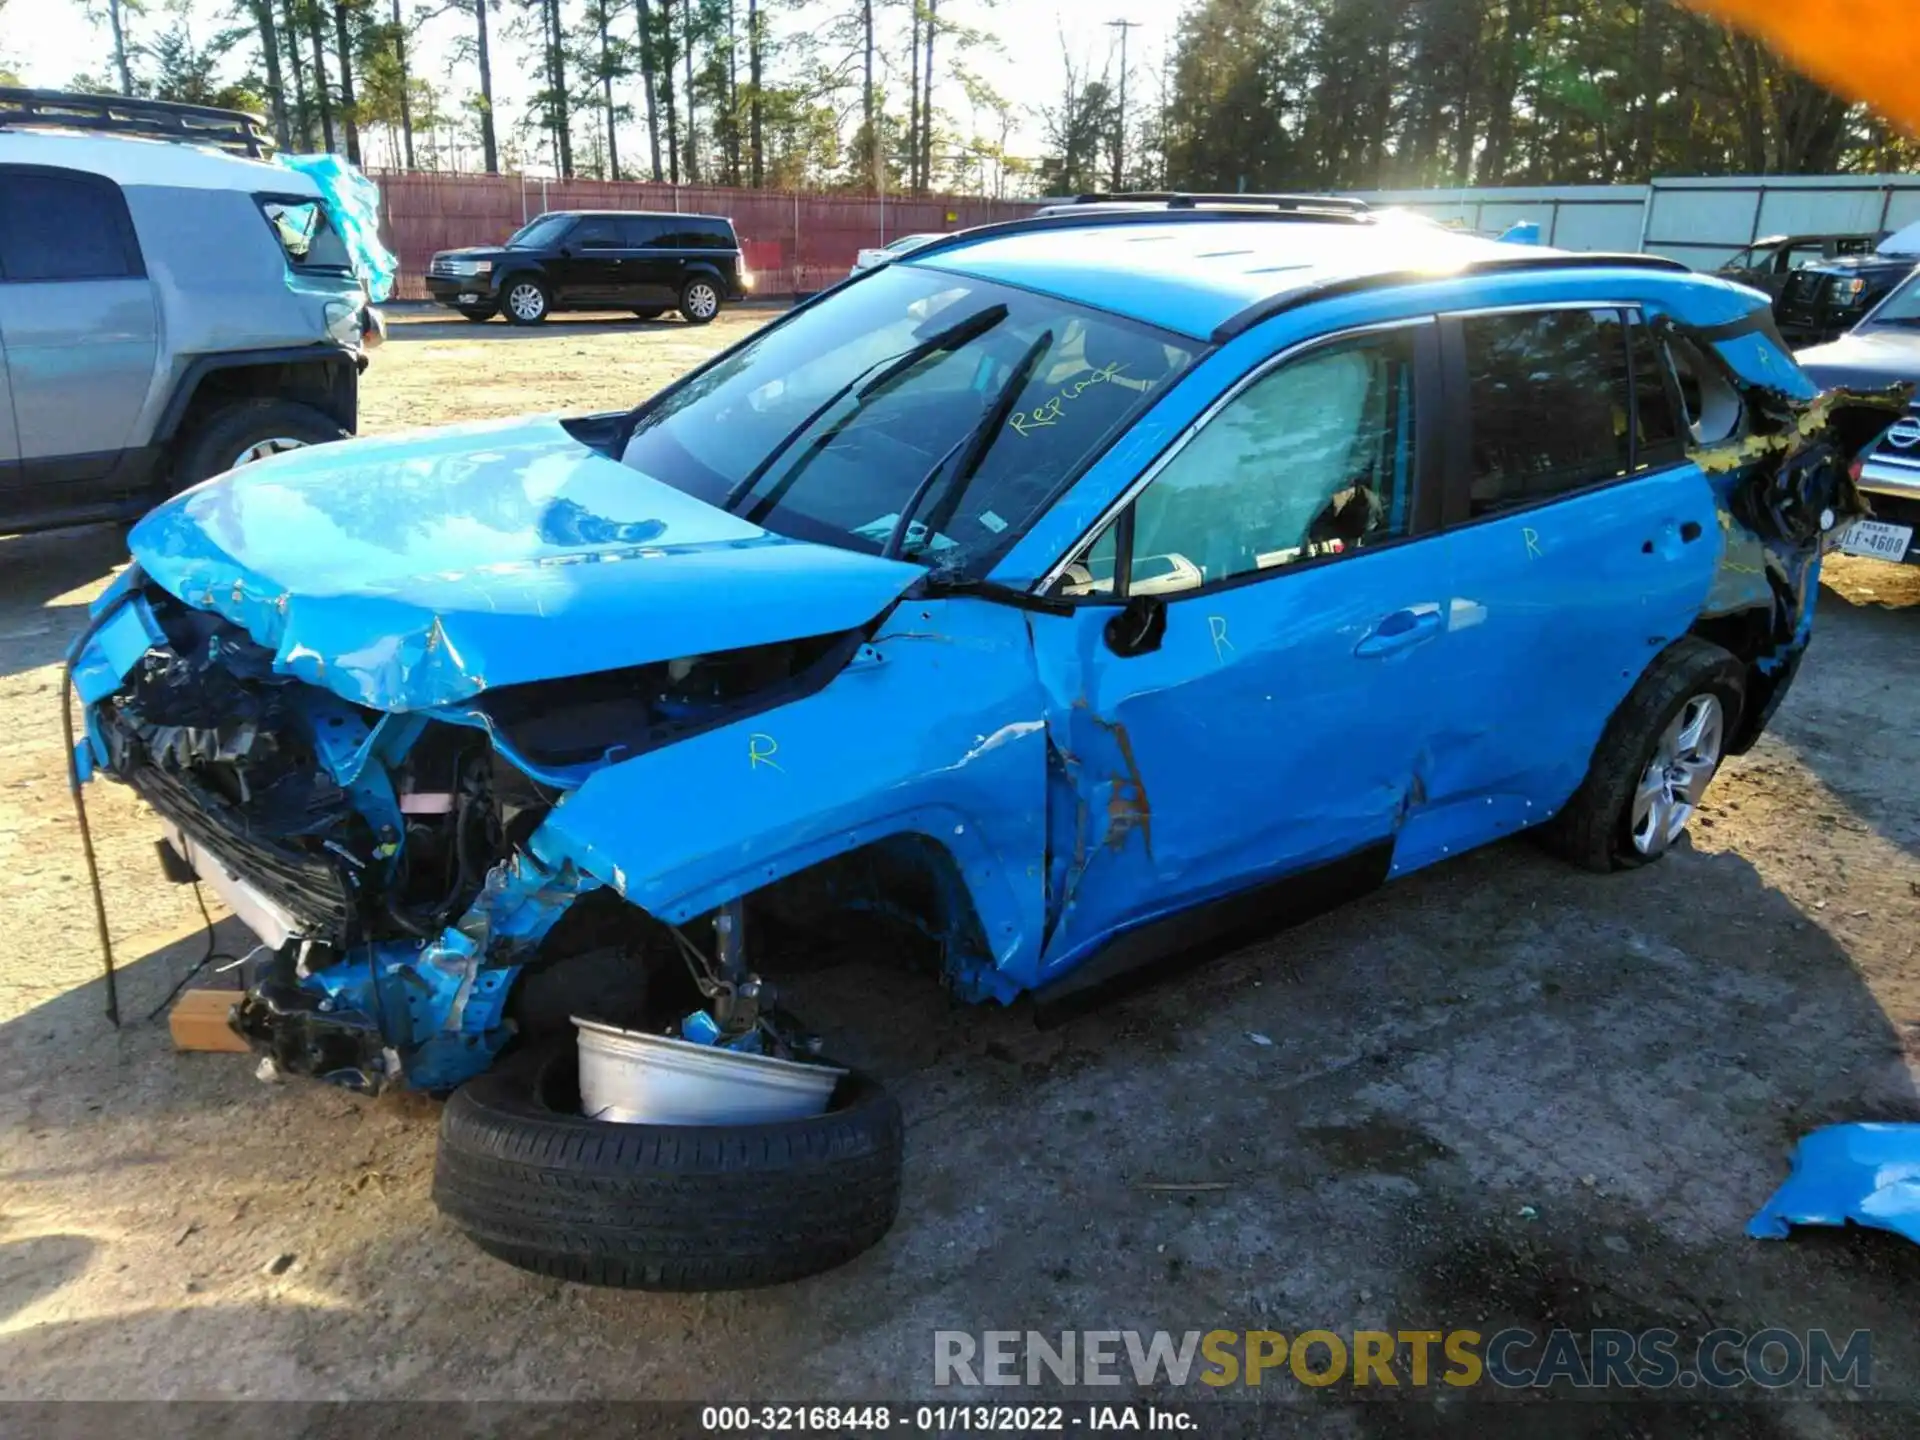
[457,306,494,322]
[1536,637,1745,872]
[169,398,349,492]
[502,276,551,325]
[432,1043,903,1290]
[632,307,665,321]
[678,276,722,325]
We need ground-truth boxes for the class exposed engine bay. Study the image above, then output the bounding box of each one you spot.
[82,586,855,1092]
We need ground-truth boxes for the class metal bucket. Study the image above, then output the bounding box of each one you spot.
[573,1016,846,1126]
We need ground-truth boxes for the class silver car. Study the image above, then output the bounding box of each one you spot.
[0,88,378,534]
[848,231,942,278]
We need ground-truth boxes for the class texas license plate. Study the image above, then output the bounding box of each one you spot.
[1840,518,1914,562]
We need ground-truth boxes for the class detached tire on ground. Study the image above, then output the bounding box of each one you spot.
[1535,636,1746,873]
[171,398,349,491]
[432,1043,904,1290]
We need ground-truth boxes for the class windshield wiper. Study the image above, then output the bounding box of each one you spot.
[882,327,1055,561]
[721,303,1010,516]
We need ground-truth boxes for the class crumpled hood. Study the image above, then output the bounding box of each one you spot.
[1795,327,1920,392]
[129,415,927,711]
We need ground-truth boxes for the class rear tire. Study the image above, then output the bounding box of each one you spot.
[678,277,722,325]
[433,1043,903,1291]
[1535,637,1746,873]
[169,398,349,493]
[502,276,551,325]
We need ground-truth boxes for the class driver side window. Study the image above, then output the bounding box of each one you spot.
[1063,328,1419,597]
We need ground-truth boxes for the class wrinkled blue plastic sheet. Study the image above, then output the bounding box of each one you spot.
[274,153,397,302]
[1748,1123,1920,1246]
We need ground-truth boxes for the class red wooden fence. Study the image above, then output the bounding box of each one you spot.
[368,171,1037,301]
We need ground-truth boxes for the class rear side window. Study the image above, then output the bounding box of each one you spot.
[657,222,734,250]
[258,197,351,271]
[620,216,667,247]
[1628,321,1686,469]
[1461,308,1630,516]
[0,167,142,282]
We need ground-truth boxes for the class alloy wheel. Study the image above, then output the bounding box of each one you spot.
[230,437,308,468]
[1629,693,1725,856]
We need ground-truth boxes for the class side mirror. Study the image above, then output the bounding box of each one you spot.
[1104,594,1166,658]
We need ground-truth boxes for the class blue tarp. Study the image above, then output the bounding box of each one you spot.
[275,153,397,303]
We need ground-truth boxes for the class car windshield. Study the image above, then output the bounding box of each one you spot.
[506,214,573,249]
[618,264,1197,577]
[1860,264,1920,327]
[887,234,935,253]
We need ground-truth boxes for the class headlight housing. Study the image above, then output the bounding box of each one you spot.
[444,258,491,277]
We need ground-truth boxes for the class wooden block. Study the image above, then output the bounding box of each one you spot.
[169,988,251,1054]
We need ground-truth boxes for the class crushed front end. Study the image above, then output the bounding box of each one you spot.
[72,577,596,1091]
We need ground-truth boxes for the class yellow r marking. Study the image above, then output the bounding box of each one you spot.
[1522,527,1543,560]
[748,733,783,771]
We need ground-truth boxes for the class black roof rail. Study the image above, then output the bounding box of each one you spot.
[1065,191,1371,216]
[0,87,274,159]
[1211,251,1695,342]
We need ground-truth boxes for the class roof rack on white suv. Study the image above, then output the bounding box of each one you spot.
[0,87,273,158]
[1038,191,1371,219]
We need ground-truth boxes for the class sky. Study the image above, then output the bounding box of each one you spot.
[3,1,1178,179]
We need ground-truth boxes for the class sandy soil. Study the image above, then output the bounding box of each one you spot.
[4,309,1920,1430]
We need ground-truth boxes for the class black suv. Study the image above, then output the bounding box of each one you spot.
[1774,252,1917,345]
[425,210,749,326]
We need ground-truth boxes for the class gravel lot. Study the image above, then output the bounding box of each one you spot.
[4,307,1920,1431]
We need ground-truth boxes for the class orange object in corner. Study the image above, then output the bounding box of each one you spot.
[1683,0,1920,136]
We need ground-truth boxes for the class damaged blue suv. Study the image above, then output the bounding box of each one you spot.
[69,194,1895,1291]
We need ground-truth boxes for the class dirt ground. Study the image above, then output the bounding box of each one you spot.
[5,307,1920,1430]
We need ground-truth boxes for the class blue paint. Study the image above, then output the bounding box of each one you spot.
[535,598,1047,1000]
[70,593,163,705]
[302,840,600,1089]
[1749,1123,1920,1247]
[128,415,926,710]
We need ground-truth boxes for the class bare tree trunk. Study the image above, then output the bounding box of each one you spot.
[749,0,763,186]
[724,0,738,184]
[598,0,621,179]
[107,0,135,95]
[681,0,698,182]
[306,1,337,154]
[333,1,362,164]
[907,1,921,193]
[860,0,873,188]
[474,0,499,172]
[545,0,574,176]
[636,0,663,180]
[391,0,416,167]
[249,0,293,148]
[919,0,935,191]
[659,0,680,182]
[282,0,312,146]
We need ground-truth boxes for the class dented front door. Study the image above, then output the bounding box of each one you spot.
[1028,547,1455,982]
[1028,318,1451,982]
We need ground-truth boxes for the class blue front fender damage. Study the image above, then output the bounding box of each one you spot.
[69,308,1905,1095]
